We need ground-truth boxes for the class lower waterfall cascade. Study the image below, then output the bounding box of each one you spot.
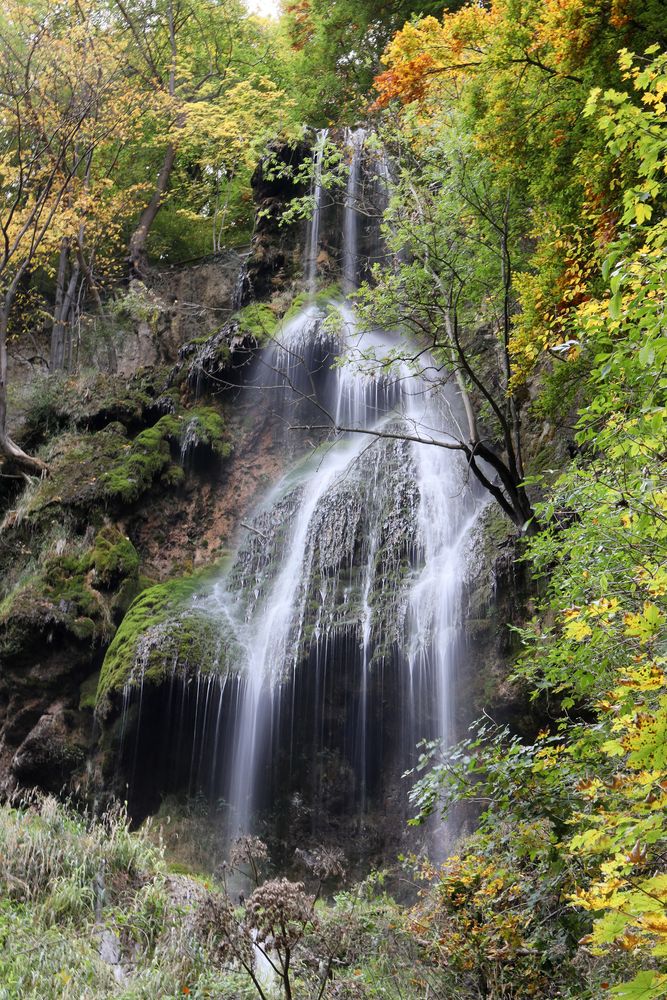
[116,130,488,854]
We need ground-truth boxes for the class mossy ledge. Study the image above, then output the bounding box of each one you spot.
[0,526,142,667]
[17,406,229,523]
[179,284,344,390]
[96,564,240,715]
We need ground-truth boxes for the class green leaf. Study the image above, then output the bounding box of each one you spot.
[610,970,667,999]
[609,291,623,320]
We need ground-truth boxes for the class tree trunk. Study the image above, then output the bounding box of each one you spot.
[50,238,69,369]
[126,0,180,278]
[50,239,80,371]
[76,243,118,373]
[128,141,177,278]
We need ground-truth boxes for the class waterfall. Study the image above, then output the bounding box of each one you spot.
[306,129,328,294]
[342,128,366,293]
[217,134,482,842]
[119,133,485,852]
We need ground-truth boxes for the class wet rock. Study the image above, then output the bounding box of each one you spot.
[246,139,311,300]
[12,708,87,792]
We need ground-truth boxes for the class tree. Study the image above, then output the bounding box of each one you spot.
[109,0,275,274]
[277,0,468,125]
[179,74,292,252]
[399,47,667,997]
[0,0,144,471]
[371,0,667,390]
[350,122,536,530]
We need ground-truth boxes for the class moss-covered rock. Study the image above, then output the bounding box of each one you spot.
[234,301,280,344]
[21,424,130,517]
[179,320,256,390]
[179,408,231,463]
[178,286,345,393]
[78,671,101,712]
[0,560,104,667]
[97,414,180,504]
[16,367,174,449]
[0,527,143,667]
[16,405,230,524]
[281,284,343,325]
[96,565,239,713]
[90,526,141,588]
[0,525,144,795]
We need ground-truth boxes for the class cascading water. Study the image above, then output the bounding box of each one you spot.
[118,131,486,853]
[306,129,328,294]
[342,128,365,293]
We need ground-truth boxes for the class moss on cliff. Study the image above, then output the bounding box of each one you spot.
[282,283,343,325]
[96,564,239,712]
[234,301,279,343]
[22,424,128,517]
[17,405,229,523]
[1,342,235,795]
[90,525,141,587]
[179,408,231,460]
[0,527,142,666]
[16,367,174,449]
[229,284,344,348]
[98,414,180,503]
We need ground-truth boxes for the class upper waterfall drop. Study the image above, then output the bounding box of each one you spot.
[342,128,366,294]
[306,128,328,295]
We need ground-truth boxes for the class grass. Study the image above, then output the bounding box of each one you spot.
[0,795,244,999]
[0,794,603,1000]
[0,796,413,1000]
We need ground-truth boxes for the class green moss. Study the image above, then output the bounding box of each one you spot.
[0,526,143,664]
[97,408,229,502]
[99,414,180,503]
[281,284,343,326]
[79,671,101,711]
[0,558,102,661]
[180,407,230,459]
[234,301,279,344]
[24,399,228,520]
[96,564,236,711]
[26,425,129,515]
[90,526,140,588]
[17,368,171,447]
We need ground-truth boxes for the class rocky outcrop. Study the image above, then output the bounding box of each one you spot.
[459,503,538,737]
[0,526,141,795]
[0,346,240,798]
[11,705,88,793]
[245,139,311,301]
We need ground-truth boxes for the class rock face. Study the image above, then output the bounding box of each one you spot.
[11,706,88,793]
[0,324,257,798]
[459,505,537,735]
[0,273,301,801]
[246,139,311,300]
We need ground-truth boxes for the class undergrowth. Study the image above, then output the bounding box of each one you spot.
[0,796,605,1000]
